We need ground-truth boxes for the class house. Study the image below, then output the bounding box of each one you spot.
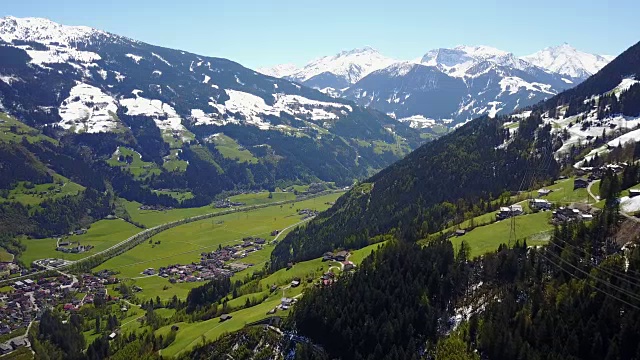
[10,338,27,349]
[254,238,266,245]
[270,230,280,236]
[529,199,551,210]
[497,205,523,220]
[552,207,582,223]
[343,261,356,271]
[629,189,640,198]
[322,252,334,262]
[454,229,467,237]
[281,298,294,307]
[580,213,594,221]
[574,178,589,189]
[220,314,232,322]
[334,251,348,262]
[0,343,12,354]
[291,278,301,287]
[538,189,552,197]
[108,332,117,340]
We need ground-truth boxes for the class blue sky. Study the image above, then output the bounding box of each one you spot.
[2,0,638,69]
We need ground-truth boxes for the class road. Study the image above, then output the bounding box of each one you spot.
[0,190,344,286]
[587,180,600,203]
[587,180,640,224]
[272,216,315,243]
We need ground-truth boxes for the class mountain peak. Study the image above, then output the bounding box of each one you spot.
[0,16,105,45]
[522,44,613,79]
[337,46,379,57]
[256,63,299,78]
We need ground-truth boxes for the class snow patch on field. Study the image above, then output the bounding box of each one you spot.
[126,54,143,63]
[58,83,119,133]
[398,115,436,129]
[555,113,640,156]
[620,196,640,213]
[610,77,638,97]
[499,77,555,96]
[191,89,352,130]
[0,74,21,85]
[120,94,187,134]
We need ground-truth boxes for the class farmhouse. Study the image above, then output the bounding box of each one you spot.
[497,204,523,220]
[220,314,232,322]
[334,251,349,262]
[574,178,589,189]
[454,229,467,237]
[538,189,552,196]
[529,199,551,210]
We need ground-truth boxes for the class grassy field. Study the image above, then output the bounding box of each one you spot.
[450,211,553,258]
[152,190,194,202]
[156,241,385,357]
[0,249,14,263]
[209,133,258,164]
[230,191,296,206]
[19,219,141,266]
[535,178,592,204]
[107,147,162,179]
[162,150,188,172]
[122,191,304,228]
[157,295,283,357]
[95,193,343,300]
[0,174,85,206]
[0,112,57,145]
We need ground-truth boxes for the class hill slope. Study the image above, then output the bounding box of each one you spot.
[271,40,640,269]
[0,16,421,205]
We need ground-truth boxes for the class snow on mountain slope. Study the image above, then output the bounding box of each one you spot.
[262,43,616,131]
[522,43,613,80]
[256,63,298,78]
[0,16,105,45]
[286,47,397,86]
[191,89,353,129]
[119,90,189,135]
[58,83,119,133]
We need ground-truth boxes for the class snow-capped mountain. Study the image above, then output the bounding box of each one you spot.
[0,16,420,189]
[522,43,614,80]
[256,63,298,78]
[344,45,573,126]
[264,43,614,129]
[260,46,397,93]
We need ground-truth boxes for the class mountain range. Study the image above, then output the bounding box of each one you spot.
[259,44,615,129]
[0,16,421,209]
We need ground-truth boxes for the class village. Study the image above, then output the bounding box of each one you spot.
[0,269,118,355]
[139,236,269,283]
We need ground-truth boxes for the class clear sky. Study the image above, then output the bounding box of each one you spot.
[2,0,638,70]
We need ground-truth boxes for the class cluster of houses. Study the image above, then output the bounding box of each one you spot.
[322,250,349,262]
[152,242,267,283]
[552,206,595,223]
[214,198,245,208]
[138,204,173,211]
[155,262,235,283]
[496,204,524,220]
[56,242,94,254]
[0,263,23,279]
[298,209,318,219]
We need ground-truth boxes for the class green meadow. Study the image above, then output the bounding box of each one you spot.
[19,219,141,266]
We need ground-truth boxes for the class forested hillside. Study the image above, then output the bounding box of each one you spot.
[289,172,640,359]
[271,112,559,269]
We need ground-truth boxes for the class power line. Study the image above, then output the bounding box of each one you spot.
[551,238,640,289]
[538,251,640,311]
[549,232,640,279]
[543,248,640,304]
